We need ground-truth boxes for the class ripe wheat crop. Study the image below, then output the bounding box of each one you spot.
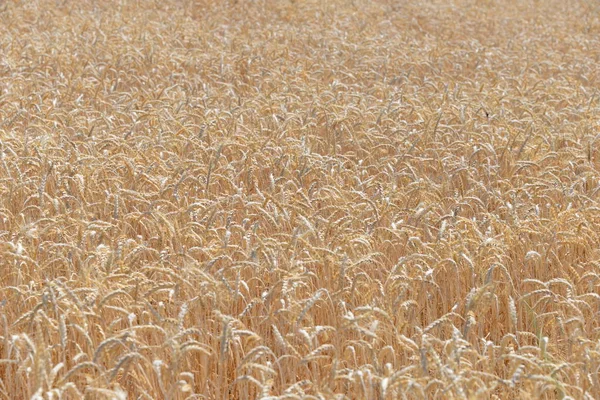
[0,0,599,398]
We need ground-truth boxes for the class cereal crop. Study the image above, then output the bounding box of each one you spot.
[0,0,599,398]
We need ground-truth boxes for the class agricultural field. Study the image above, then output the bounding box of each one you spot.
[0,0,599,398]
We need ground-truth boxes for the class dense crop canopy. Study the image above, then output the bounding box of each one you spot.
[0,0,599,398]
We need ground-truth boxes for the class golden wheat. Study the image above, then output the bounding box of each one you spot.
[0,0,599,398]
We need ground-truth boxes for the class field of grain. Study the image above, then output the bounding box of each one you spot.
[1,0,599,398]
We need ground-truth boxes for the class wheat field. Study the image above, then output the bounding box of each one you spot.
[0,0,599,398]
